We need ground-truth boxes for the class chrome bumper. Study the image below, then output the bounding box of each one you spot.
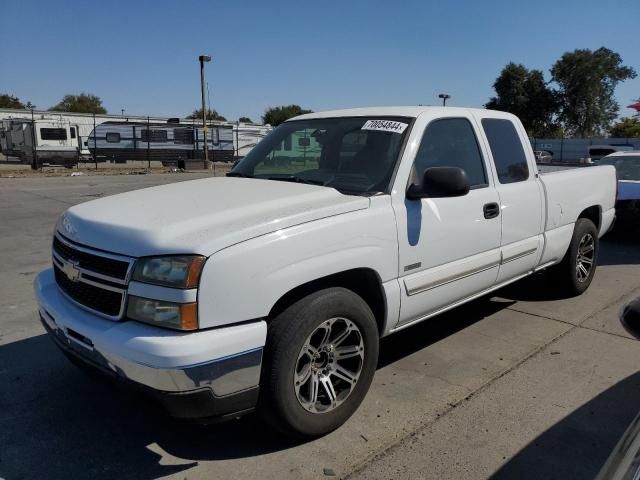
[35,269,266,419]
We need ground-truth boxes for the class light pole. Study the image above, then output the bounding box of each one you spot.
[438,93,451,106]
[199,55,211,170]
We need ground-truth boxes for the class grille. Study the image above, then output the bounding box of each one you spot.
[53,236,129,280]
[54,266,123,317]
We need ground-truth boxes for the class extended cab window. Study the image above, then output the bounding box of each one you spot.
[230,117,411,195]
[482,118,529,183]
[414,118,487,188]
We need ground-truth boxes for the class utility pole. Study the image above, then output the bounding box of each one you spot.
[199,55,211,170]
[26,102,37,170]
[438,93,451,106]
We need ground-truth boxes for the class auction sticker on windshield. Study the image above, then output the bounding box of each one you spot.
[361,120,408,134]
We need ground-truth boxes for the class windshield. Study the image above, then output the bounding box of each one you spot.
[230,117,412,195]
[600,156,640,181]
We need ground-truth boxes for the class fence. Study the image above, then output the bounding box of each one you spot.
[0,110,272,171]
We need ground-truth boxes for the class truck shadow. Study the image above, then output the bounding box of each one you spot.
[491,371,640,480]
[0,296,516,479]
[598,230,640,266]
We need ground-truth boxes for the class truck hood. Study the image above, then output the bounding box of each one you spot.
[57,177,370,257]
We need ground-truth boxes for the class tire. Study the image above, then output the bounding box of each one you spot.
[259,287,379,438]
[553,218,599,296]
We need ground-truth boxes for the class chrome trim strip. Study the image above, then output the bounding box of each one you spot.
[76,275,126,293]
[393,269,534,333]
[501,247,538,265]
[405,261,500,296]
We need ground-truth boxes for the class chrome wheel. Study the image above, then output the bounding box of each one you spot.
[576,233,595,282]
[294,317,364,414]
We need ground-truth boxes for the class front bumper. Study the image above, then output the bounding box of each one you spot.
[35,269,267,420]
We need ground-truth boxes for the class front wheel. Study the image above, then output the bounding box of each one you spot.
[553,218,599,296]
[259,287,379,438]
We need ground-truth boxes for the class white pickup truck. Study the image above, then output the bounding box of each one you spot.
[35,107,616,438]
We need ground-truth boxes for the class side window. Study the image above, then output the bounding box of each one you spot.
[481,118,529,183]
[414,118,487,188]
[173,128,193,144]
[70,127,76,139]
[105,132,120,143]
[40,128,67,141]
[141,129,168,143]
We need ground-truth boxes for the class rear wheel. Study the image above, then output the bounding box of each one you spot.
[259,287,379,438]
[553,218,598,296]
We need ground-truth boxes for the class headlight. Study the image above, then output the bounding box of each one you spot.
[132,255,205,288]
[127,296,198,330]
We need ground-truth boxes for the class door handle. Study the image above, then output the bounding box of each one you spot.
[483,202,500,219]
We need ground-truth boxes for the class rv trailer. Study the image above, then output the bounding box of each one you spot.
[86,121,276,166]
[0,118,80,168]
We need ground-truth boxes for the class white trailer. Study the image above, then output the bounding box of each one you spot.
[0,118,80,167]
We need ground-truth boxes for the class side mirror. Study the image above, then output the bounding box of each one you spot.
[407,166,470,199]
[621,298,640,340]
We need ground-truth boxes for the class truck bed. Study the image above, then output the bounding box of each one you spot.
[538,164,617,232]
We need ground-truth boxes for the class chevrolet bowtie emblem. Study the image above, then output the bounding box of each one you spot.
[62,259,81,282]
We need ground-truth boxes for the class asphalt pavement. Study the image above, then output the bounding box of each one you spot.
[1,174,639,480]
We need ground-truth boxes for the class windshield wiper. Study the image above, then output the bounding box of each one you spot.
[263,175,325,186]
[226,172,255,178]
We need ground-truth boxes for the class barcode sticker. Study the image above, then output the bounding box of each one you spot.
[361,120,408,134]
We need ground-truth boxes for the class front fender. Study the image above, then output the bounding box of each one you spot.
[197,197,398,328]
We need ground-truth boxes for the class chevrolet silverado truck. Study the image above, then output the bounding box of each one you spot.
[35,107,616,438]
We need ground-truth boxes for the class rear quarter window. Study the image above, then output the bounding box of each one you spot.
[481,118,529,184]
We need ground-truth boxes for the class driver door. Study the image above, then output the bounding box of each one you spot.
[393,115,502,327]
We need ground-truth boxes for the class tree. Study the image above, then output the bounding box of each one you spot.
[485,63,559,137]
[238,116,252,123]
[551,47,636,137]
[49,93,107,114]
[186,108,226,121]
[262,105,312,126]
[609,117,640,138]
[0,94,26,109]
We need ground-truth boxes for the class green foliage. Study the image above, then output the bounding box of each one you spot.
[485,63,559,137]
[0,94,26,109]
[551,47,636,137]
[238,116,252,123]
[49,93,107,114]
[609,117,640,138]
[187,108,226,121]
[262,105,312,126]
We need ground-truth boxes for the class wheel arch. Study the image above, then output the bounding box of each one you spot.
[577,205,602,231]
[268,268,388,335]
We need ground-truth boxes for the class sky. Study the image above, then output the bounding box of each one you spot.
[1,0,639,122]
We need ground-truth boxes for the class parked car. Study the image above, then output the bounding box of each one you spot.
[600,152,640,227]
[589,145,635,162]
[34,106,616,438]
[534,150,553,163]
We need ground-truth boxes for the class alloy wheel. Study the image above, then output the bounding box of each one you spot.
[294,317,365,414]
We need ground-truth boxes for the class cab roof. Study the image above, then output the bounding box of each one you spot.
[289,106,505,121]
